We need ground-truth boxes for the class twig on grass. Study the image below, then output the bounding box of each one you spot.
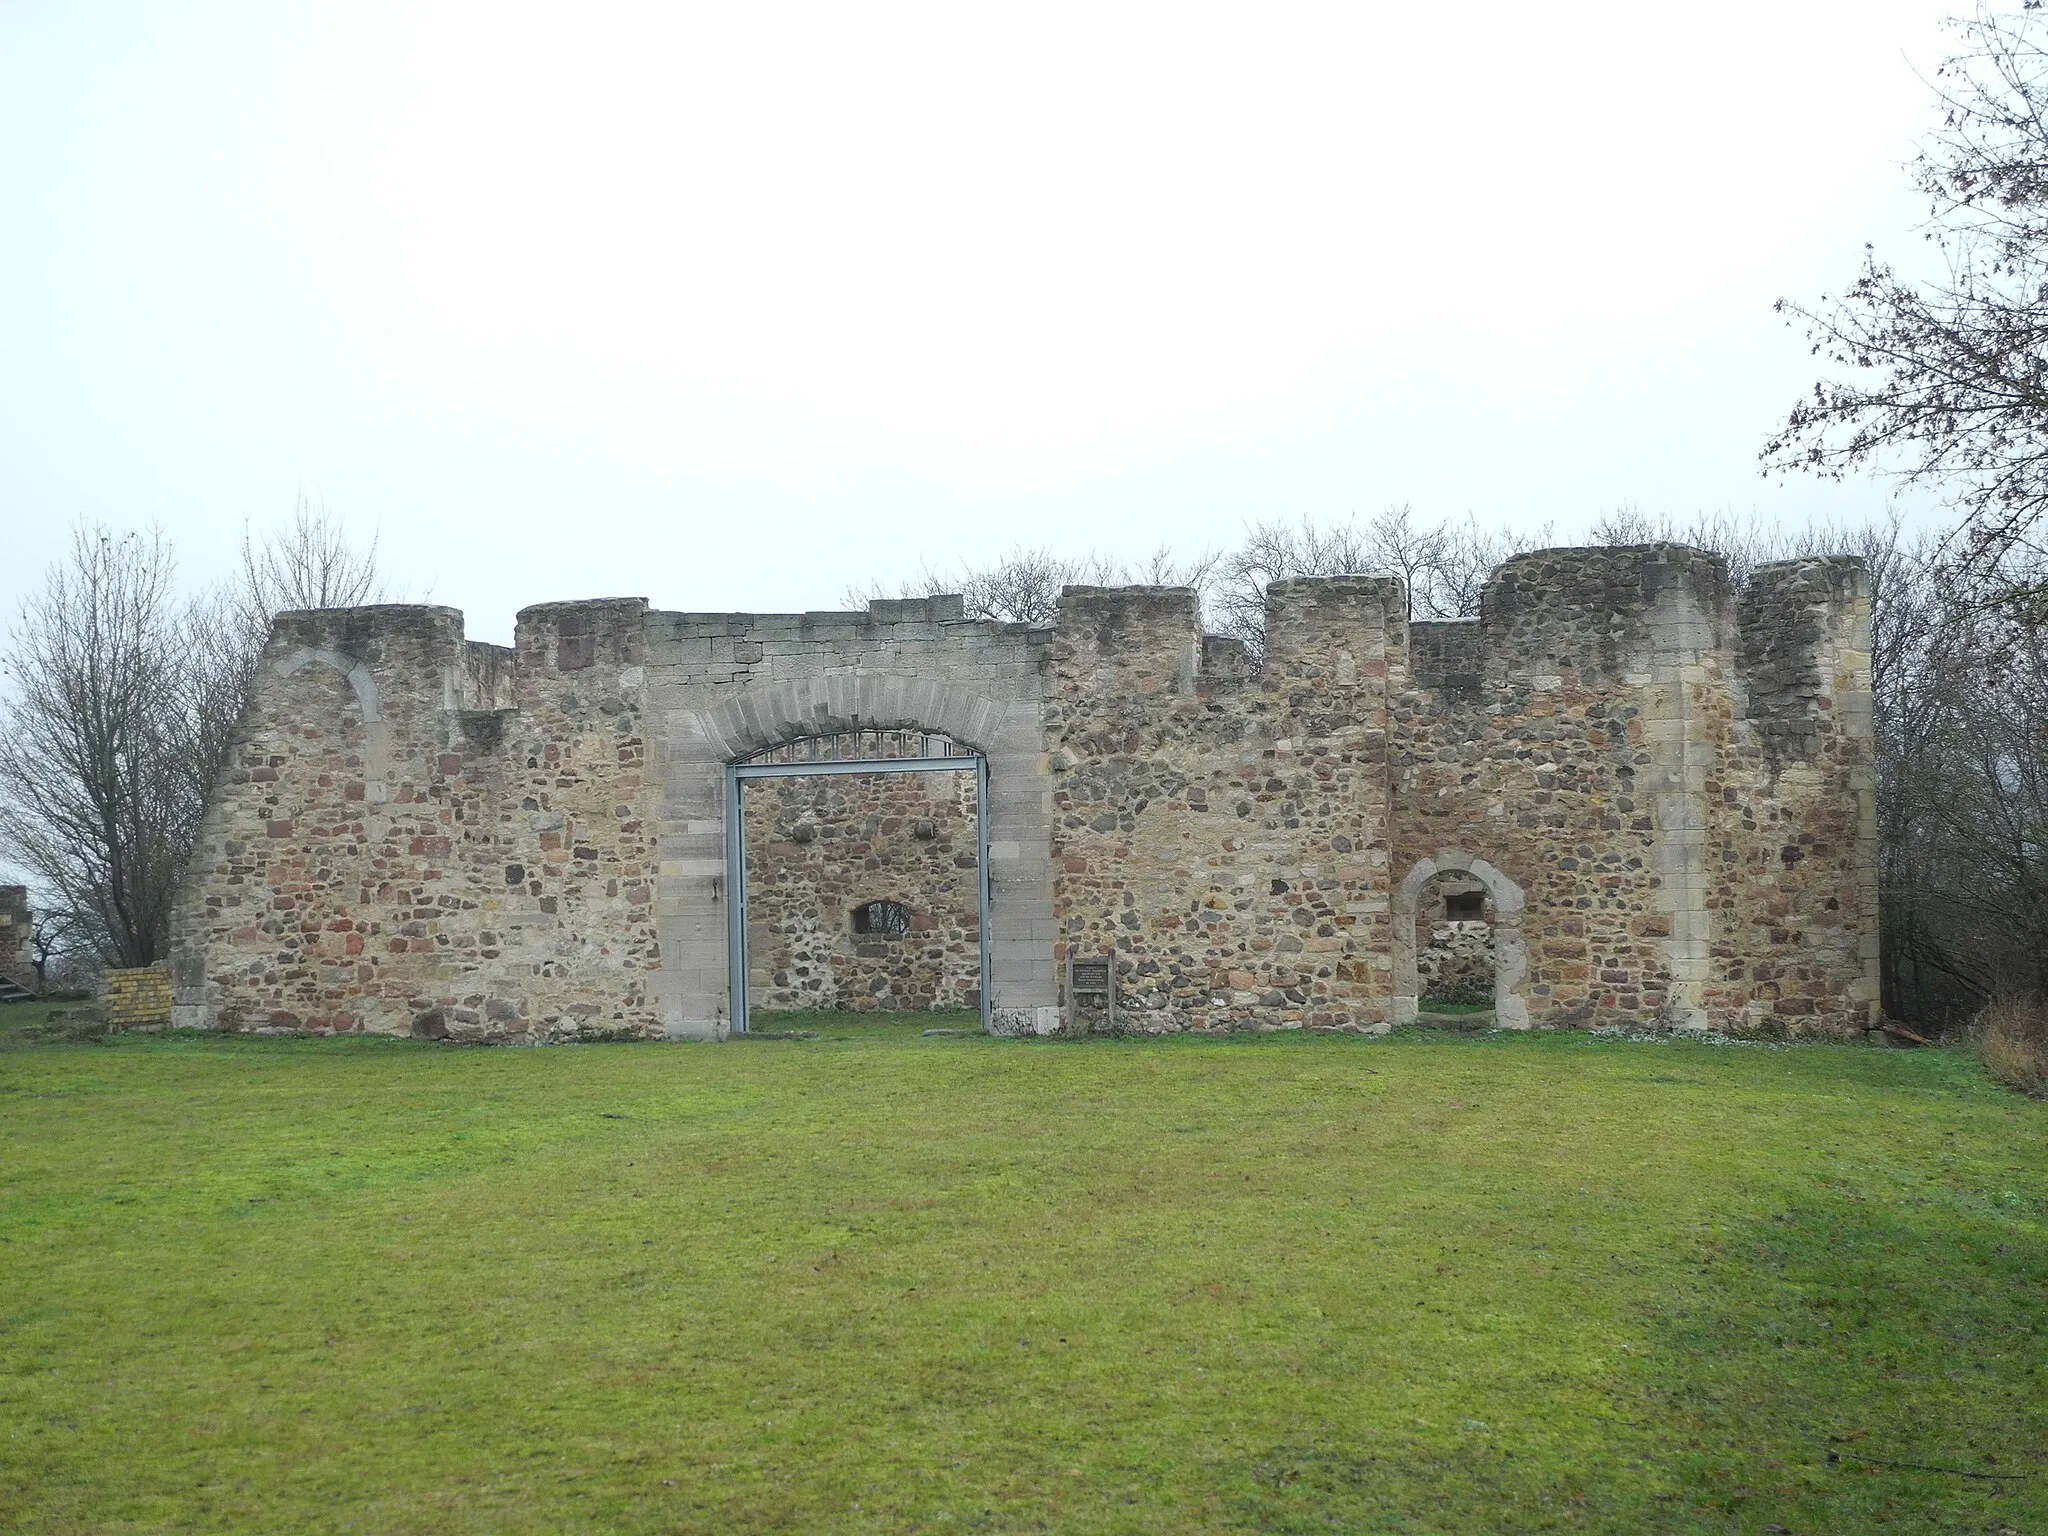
[1826,1448,2030,1480]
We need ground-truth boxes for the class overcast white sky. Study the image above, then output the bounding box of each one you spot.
[1,2,1959,642]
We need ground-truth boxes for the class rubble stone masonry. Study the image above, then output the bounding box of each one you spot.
[0,885,32,992]
[170,545,1880,1042]
[744,768,982,1012]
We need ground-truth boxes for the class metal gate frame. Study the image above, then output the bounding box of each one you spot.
[725,754,991,1034]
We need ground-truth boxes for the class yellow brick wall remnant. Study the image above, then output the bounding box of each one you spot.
[167,543,1881,1043]
[103,966,173,1028]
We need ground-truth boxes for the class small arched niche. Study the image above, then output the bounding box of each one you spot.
[1391,851,1529,1028]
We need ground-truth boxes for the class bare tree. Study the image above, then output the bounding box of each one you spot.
[28,907,85,996]
[1356,505,1450,621]
[202,495,387,745]
[1210,515,1372,651]
[0,507,384,970]
[1875,546,2048,1017]
[1127,544,1223,593]
[235,495,382,639]
[1432,514,1556,618]
[1765,1,2048,620]
[850,545,1218,627]
[855,512,1544,656]
[0,527,199,966]
[1213,506,1549,653]
[959,548,1108,626]
[1587,507,1864,587]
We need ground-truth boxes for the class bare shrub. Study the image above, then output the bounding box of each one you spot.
[1980,995,2048,1095]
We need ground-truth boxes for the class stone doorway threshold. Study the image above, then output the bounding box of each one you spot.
[1414,1008,1497,1032]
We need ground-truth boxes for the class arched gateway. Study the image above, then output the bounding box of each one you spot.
[170,549,1883,1042]
[1391,851,1529,1028]
[672,669,1057,1038]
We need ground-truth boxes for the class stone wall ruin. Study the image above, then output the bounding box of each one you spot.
[0,885,33,995]
[169,544,1881,1042]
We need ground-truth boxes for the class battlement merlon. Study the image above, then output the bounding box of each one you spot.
[1738,556,1874,766]
[514,597,648,679]
[1054,585,1205,694]
[1476,544,1733,687]
[266,602,467,673]
[1262,574,1405,686]
[260,604,471,725]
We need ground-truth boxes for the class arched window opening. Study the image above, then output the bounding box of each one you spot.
[851,900,912,938]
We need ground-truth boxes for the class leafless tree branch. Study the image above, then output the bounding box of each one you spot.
[1765,1,2048,621]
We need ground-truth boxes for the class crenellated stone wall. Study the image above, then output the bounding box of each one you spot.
[170,602,662,1043]
[1045,579,1399,1031]
[170,543,1881,1043]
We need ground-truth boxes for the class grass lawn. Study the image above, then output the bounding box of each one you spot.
[1,1004,2044,1533]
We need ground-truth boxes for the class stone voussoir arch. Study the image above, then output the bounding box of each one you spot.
[274,646,392,793]
[694,671,1026,763]
[1391,850,1530,1029]
[276,646,380,720]
[659,668,1058,1042]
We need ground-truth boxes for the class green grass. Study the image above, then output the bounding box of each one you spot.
[0,998,102,1045]
[1,1007,2044,1533]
